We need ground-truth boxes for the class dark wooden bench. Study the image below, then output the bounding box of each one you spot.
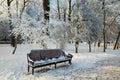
[27,49,73,75]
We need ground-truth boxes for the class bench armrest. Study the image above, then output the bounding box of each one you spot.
[28,56,34,63]
[67,54,73,58]
[27,54,34,63]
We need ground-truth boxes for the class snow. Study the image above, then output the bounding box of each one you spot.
[0,43,120,80]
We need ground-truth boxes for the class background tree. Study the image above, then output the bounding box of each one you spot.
[80,0,102,52]
[102,0,106,52]
[69,0,86,53]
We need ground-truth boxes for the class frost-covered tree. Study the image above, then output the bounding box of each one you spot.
[12,0,51,49]
[70,15,86,53]
[88,0,120,49]
[105,0,120,41]
[66,0,86,53]
[80,0,102,52]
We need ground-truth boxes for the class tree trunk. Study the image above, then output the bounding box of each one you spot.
[57,0,61,20]
[12,38,17,54]
[7,0,16,47]
[75,41,79,53]
[43,0,50,36]
[68,0,71,21]
[88,41,91,52]
[98,42,101,48]
[7,0,12,34]
[63,9,66,22]
[102,0,106,52]
[43,0,50,21]
[114,31,120,50]
[94,41,96,47]
[16,0,18,18]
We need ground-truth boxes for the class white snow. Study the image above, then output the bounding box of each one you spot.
[0,43,119,80]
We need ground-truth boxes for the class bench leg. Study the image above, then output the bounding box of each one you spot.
[32,68,34,75]
[28,66,30,72]
[69,60,71,64]
[55,63,56,69]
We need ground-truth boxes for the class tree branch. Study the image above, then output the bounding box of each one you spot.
[0,0,5,5]
[19,0,30,19]
[72,3,75,10]
[10,0,14,3]
[108,14,120,27]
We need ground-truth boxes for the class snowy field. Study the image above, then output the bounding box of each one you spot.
[0,43,120,80]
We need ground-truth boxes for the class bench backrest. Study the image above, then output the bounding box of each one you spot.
[28,49,66,61]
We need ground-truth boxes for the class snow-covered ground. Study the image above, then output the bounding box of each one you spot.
[0,43,120,80]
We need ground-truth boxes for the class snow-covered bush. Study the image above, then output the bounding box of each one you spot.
[0,19,10,41]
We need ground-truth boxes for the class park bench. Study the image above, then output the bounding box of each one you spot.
[27,49,73,75]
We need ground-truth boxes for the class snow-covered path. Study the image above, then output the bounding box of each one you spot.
[0,44,119,80]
